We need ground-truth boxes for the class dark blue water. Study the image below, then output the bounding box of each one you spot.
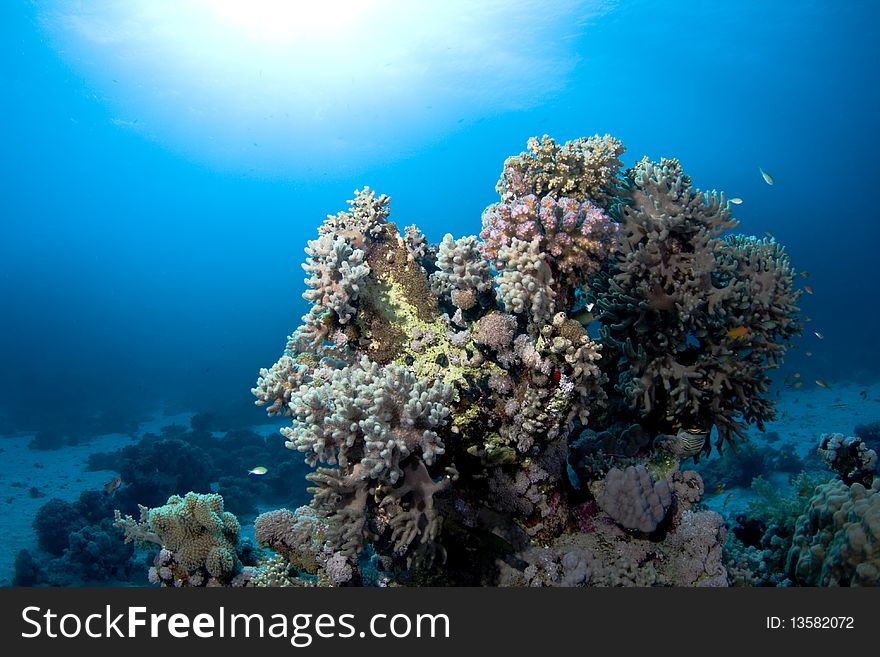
[1,0,879,587]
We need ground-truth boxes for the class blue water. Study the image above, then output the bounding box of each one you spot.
[3,0,878,431]
[1,1,879,585]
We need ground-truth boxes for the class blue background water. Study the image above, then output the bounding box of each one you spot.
[2,0,878,438]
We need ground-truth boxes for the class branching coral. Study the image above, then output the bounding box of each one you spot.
[429,234,493,310]
[593,157,800,450]
[493,237,556,324]
[282,355,451,483]
[496,134,625,205]
[302,234,370,324]
[481,194,617,300]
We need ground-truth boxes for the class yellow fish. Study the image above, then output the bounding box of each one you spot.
[815,379,831,390]
[730,197,743,205]
[725,326,749,340]
[104,476,123,496]
[760,167,774,185]
[248,466,268,476]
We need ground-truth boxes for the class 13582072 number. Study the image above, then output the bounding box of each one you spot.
[790,617,854,629]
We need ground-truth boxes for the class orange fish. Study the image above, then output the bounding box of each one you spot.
[725,326,749,340]
[104,476,122,496]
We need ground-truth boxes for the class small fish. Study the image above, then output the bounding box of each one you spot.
[815,379,831,390]
[805,316,812,322]
[725,326,749,340]
[783,376,790,384]
[573,309,595,325]
[803,286,813,295]
[806,351,813,357]
[860,390,869,400]
[793,372,801,379]
[248,466,268,476]
[765,231,775,239]
[782,411,788,418]
[713,483,726,495]
[830,403,848,409]
[104,476,122,495]
[730,197,743,205]
[722,492,735,508]
[814,331,824,340]
[800,271,809,278]
[760,167,774,185]
[793,381,803,389]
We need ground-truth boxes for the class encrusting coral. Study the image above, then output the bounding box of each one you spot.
[121,133,809,587]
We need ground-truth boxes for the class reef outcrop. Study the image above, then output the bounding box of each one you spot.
[236,133,804,586]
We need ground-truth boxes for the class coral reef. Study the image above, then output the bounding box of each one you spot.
[95,133,808,588]
[238,134,805,586]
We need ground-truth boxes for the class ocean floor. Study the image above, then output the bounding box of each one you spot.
[0,382,878,586]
